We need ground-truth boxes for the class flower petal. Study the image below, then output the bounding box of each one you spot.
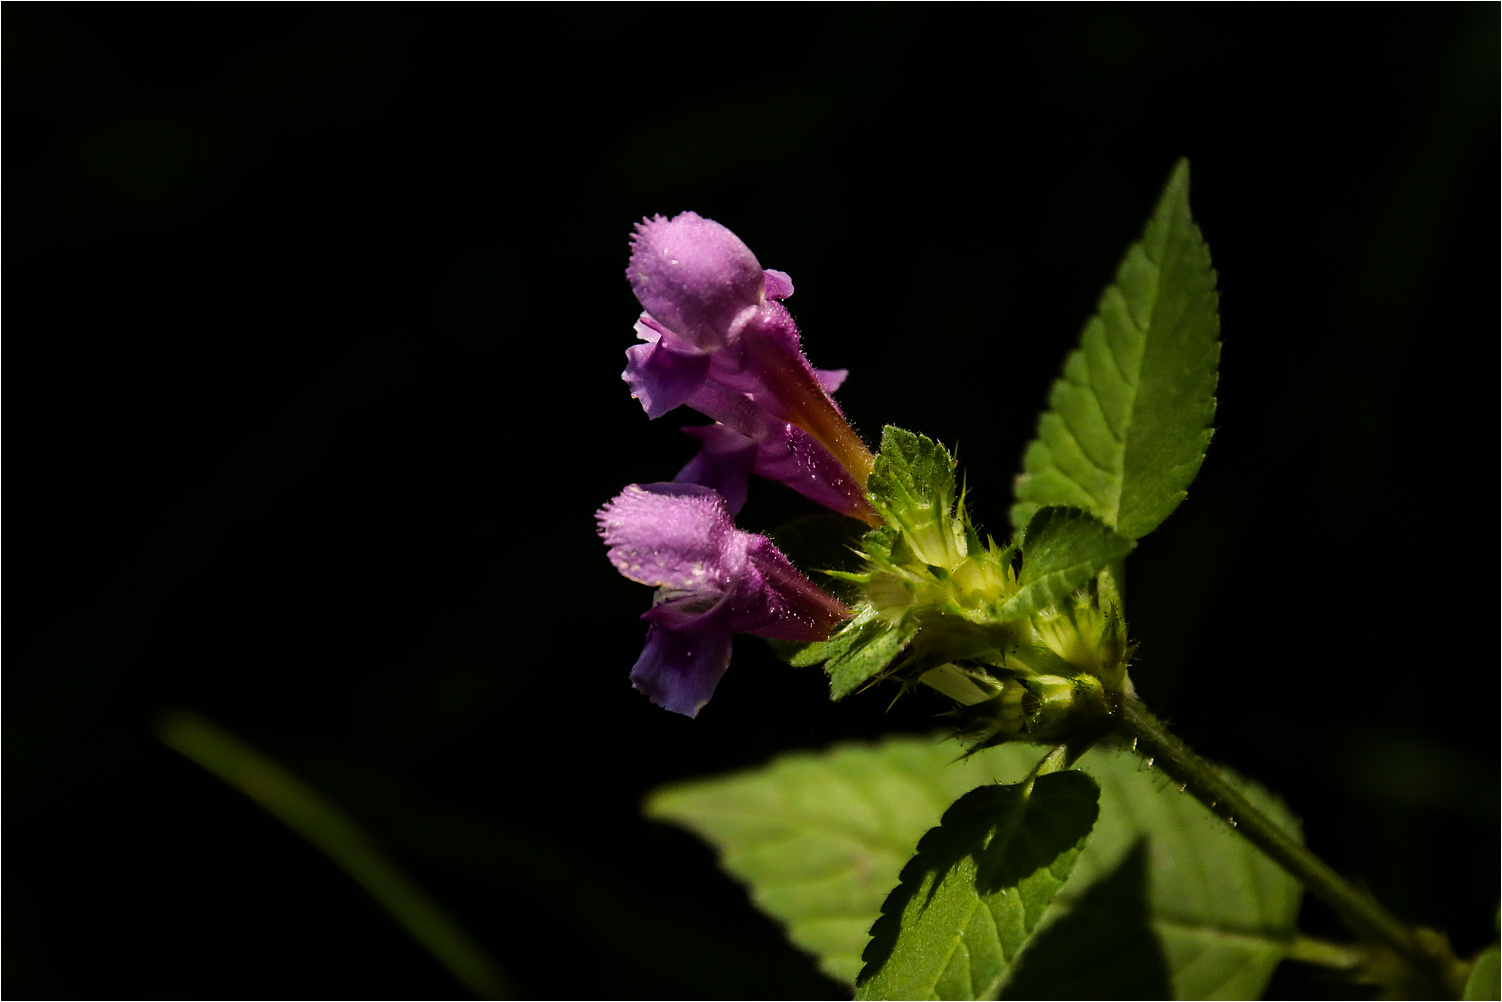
[597,483,745,591]
[708,302,805,416]
[671,415,870,520]
[630,602,735,717]
[675,424,758,514]
[732,535,851,641]
[750,423,870,519]
[763,268,794,300]
[815,367,848,394]
[627,212,765,351]
[623,317,712,419]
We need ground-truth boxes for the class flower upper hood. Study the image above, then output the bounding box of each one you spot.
[627,211,770,352]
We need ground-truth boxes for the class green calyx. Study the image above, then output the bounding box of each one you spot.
[792,426,1136,748]
[952,588,1129,753]
[841,428,1022,631]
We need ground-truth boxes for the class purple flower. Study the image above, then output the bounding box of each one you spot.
[598,482,850,717]
[673,414,865,518]
[624,212,877,522]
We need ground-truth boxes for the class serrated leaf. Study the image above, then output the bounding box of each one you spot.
[645,737,1300,999]
[856,772,1100,1000]
[646,741,1040,984]
[826,622,910,699]
[779,606,912,699]
[785,606,882,667]
[868,427,966,568]
[1011,747,1303,1000]
[868,427,957,519]
[994,507,1135,622]
[996,840,1171,998]
[1012,159,1220,540]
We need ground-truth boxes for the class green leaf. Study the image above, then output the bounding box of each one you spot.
[1464,945,1501,1001]
[996,841,1171,998]
[1012,159,1220,540]
[646,740,1038,984]
[867,427,967,568]
[646,737,1300,999]
[826,622,910,699]
[1014,747,1303,1000]
[994,507,1135,622]
[867,427,958,520]
[784,606,882,667]
[856,772,1100,1000]
[778,606,914,700]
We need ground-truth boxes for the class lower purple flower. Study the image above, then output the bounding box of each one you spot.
[598,482,850,717]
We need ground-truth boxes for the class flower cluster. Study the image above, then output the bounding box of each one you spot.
[790,428,1131,748]
[599,213,1131,733]
[600,212,871,716]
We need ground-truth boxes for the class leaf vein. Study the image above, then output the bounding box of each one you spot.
[1102,309,1145,387]
[1040,453,1109,508]
[1055,412,1118,476]
[1071,365,1128,447]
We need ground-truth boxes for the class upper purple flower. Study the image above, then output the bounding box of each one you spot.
[598,482,850,717]
[623,212,878,523]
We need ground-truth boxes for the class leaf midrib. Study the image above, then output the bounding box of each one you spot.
[1103,237,1167,528]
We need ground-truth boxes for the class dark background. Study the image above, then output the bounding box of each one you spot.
[8,6,1497,998]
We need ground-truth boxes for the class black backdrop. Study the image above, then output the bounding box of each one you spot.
[8,7,1498,998]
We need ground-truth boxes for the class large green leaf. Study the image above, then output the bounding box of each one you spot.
[1012,159,1220,540]
[995,506,1135,622]
[646,740,1033,984]
[646,737,1300,999]
[856,773,1099,1000]
[997,840,1170,998]
[1010,747,1303,1000]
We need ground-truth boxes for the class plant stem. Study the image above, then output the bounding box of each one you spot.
[1288,935,1366,971]
[1030,743,1070,778]
[1117,694,1462,998]
[157,707,513,999]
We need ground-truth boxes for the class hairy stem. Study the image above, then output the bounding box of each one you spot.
[1117,694,1463,998]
